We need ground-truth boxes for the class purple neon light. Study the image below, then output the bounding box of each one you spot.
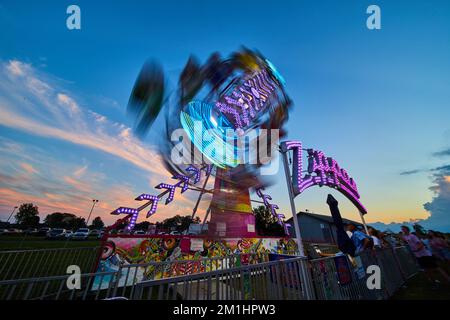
[111,163,215,230]
[255,187,289,236]
[156,183,177,205]
[256,188,264,198]
[135,194,159,218]
[186,166,200,184]
[281,141,302,195]
[202,164,212,176]
[224,95,250,127]
[270,204,279,217]
[283,223,291,235]
[111,207,139,230]
[215,69,278,130]
[216,102,243,128]
[262,194,272,207]
[282,140,367,214]
[146,198,158,218]
[111,207,139,215]
[135,194,157,201]
[173,174,189,193]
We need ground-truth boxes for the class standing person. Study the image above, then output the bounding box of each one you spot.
[345,223,373,254]
[401,226,449,284]
[379,232,392,248]
[368,227,382,249]
[429,231,450,261]
[420,234,433,253]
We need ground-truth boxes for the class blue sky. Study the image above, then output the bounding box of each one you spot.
[0,0,449,231]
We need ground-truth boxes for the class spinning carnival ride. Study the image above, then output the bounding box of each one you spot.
[95,49,369,284]
[108,48,293,238]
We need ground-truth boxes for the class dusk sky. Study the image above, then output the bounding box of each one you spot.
[1,0,449,231]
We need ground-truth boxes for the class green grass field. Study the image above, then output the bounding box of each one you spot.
[0,234,101,251]
[391,261,450,300]
[0,235,102,282]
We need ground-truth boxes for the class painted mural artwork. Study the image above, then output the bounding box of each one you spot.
[92,236,297,290]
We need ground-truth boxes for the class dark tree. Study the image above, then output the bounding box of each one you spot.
[90,216,104,230]
[15,203,40,228]
[135,221,151,230]
[72,217,87,230]
[44,212,73,228]
[161,215,201,232]
[253,206,284,236]
[44,212,86,230]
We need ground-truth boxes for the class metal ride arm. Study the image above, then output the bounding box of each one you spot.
[190,168,212,219]
[280,146,305,257]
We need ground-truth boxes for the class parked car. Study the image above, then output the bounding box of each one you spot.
[46,228,66,239]
[97,231,105,239]
[65,230,74,238]
[37,227,51,236]
[0,229,6,235]
[133,230,145,235]
[5,228,22,234]
[71,228,90,240]
[169,231,181,235]
[24,228,38,235]
[89,229,102,237]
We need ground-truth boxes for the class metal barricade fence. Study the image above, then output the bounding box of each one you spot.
[367,248,403,297]
[392,246,419,279]
[0,247,101,281]
[309,246,419,300]
[0,256,313,300]
[309,255,381,300]
[95,253,270,298]
[0,246,418,300]
[0,271,120,300]
[133,257,313,300]
[0,253,272,300]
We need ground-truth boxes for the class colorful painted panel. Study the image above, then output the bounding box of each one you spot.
[92,236,298,290]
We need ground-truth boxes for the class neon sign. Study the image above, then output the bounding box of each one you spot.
[216,69,278,130]
[280,141,367,214]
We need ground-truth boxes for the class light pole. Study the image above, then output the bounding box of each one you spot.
[6,206,18,223]
[86,199,99,226]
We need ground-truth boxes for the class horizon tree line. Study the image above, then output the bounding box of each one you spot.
[4,203,286,235]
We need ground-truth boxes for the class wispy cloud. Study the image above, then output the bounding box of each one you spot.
[73,165,88,178]
[399,169,422,176]
[0,61,209,225]
[20,163,39,175]
[0,59,167,176]
[432,148,450,157]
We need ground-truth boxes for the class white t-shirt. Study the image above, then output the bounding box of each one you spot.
[371,236,381,247]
